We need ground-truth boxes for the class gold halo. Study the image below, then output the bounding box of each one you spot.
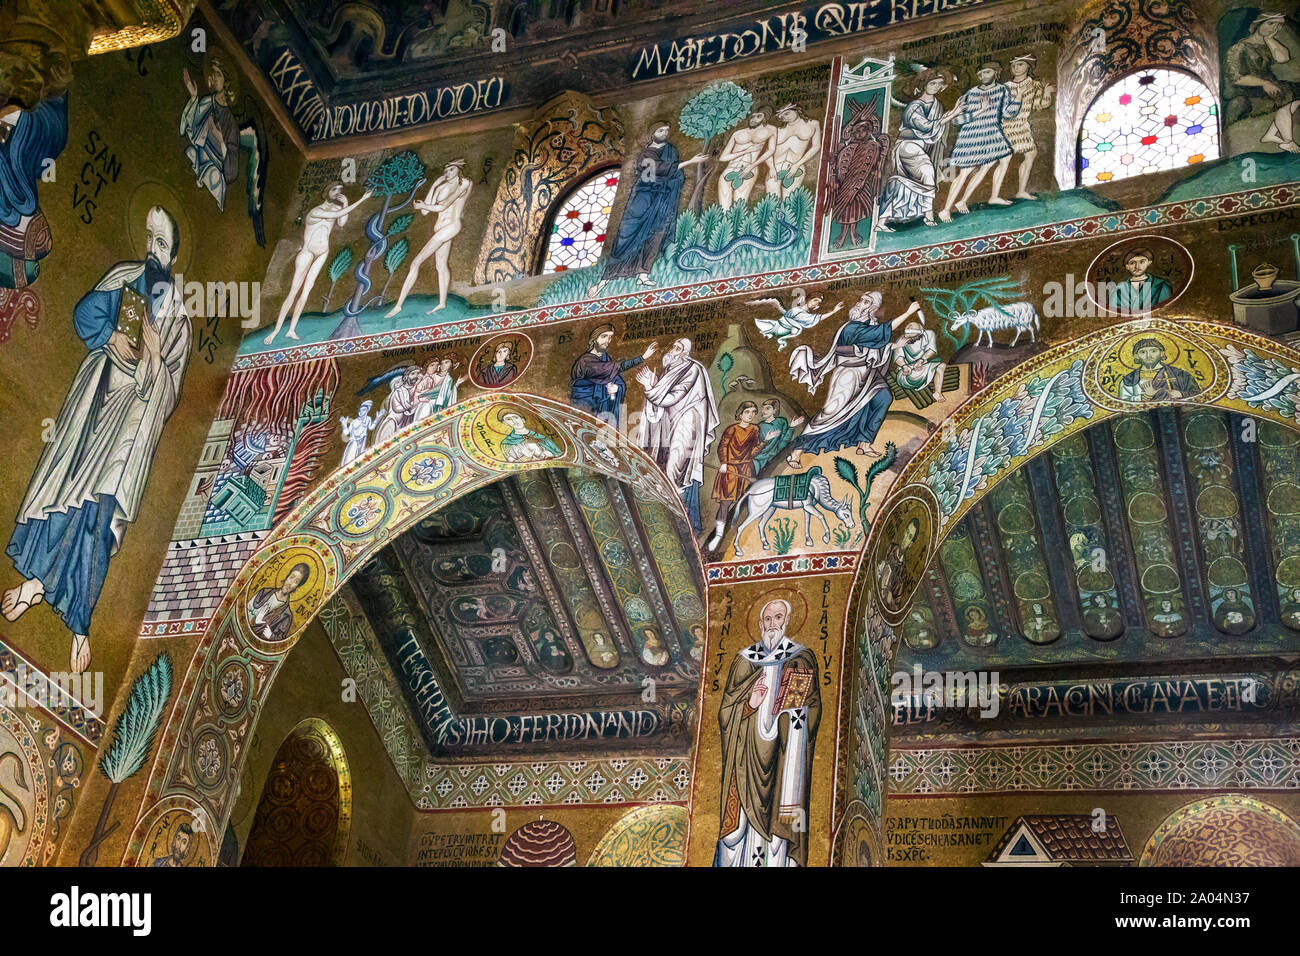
[488,404,532,434]
[126,181,194,277]
[745,587,810,638]
[1116,330,1183,371]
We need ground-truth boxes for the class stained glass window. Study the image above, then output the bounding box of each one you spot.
[539,168,620,275]
[1078,69,1219,187]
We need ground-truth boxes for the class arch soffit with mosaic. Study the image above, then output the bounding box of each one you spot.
[121,393,699,865]
[840,317,1300,852]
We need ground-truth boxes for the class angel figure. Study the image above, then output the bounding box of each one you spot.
[750,289,844,350]
[180,51,267,245]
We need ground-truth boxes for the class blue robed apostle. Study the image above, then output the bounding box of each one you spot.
[3,206,190,672]
[591,123,707,294]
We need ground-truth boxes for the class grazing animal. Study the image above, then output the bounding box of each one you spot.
[949,300,1039,348]
[729,468,855,557]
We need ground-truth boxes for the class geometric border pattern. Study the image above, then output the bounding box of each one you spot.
[888,737,1300,796]
[420,758,692,811]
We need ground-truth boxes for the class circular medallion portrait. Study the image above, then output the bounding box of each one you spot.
[459,403,568,470]
[871,491,937,620]
[470,334,533,390]
[1086,235,1193,318]
[1087,326,1222,409]
[139,808,213,869]
[239,543,331,648]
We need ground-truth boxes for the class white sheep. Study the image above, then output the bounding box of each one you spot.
[949,301,1039,348]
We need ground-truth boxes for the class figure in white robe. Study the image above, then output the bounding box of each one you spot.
[750,290,844,350]
[636,338,719,534]
[3,206,189,672]
[339,400,376,466]
[714,599,820,867]
[416,358,466,420]
[787,293,922,464]
[372,368,423,446]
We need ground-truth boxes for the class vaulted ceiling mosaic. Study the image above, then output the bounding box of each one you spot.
[341,467,705,757]
[897,410,1300,673]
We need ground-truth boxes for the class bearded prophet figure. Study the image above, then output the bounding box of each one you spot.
[787,293,923,463]
[3,206,189,673]
[714,598,821,867]
[636,338,720,534]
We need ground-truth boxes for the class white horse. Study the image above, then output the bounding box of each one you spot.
[728,469,855,557]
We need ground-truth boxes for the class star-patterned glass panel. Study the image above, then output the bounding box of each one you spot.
[540,169,620,275]
[1079,69,1220,187]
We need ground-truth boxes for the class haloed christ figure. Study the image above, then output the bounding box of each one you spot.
[714,598,821,867]
[591,122,707,295]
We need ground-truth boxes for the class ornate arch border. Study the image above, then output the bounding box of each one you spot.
[1139,794,1300,866]
[839,317,1300,864]
[120,393,698,866]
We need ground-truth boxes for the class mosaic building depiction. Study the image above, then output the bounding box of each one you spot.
[6,0,1300,893]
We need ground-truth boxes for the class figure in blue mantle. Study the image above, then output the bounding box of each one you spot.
[785,292,924,465]
[569,322,659,430]
[2,206,191,673]
[591,122,707,295]
[0,94,68,289]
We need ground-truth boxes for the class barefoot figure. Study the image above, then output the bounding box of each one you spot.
[938,62,1021,222]
[264,183,371,344]
[387,159,472,317]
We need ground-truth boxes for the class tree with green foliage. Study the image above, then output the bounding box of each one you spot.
[381,237,411,302]
[678,81,753,215]
[322,246,353,312]
[329,150,427,340]
[79,653,173,866]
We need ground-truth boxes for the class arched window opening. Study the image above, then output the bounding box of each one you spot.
[538,167,621,275]
[1078,68,1220,186]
